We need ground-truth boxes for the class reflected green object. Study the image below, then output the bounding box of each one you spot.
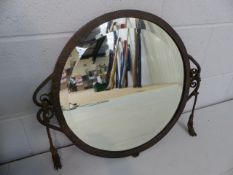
[94,82,108,92]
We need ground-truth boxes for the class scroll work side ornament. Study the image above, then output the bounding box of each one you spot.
[33,74,62,170]
[187,55,201,136]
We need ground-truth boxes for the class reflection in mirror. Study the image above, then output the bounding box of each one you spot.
[59,18,184,151]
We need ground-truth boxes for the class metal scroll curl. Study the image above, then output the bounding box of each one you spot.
[187,55,201,136]
[35,93,62,131]
[33,73,62,170]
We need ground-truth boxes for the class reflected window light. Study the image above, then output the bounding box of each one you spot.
[75,47,87,57]
[100,23,108,34]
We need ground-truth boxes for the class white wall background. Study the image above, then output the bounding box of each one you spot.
[0,0,233,165]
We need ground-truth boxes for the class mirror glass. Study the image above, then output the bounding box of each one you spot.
[59,18,184,151]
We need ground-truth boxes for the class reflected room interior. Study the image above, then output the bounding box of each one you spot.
[59,18,184,151]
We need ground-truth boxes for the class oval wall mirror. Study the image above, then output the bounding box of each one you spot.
[33,10,201,170]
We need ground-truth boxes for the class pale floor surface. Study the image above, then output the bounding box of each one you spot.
[1,100,233,175]
[63,84,182,151]
[60,83,178,109]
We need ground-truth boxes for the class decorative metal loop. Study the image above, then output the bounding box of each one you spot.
[41,100,54,120]
[33,73,63,169]
[186,55,201,137]
[188,55,201,100]
[33,74,62,132]
[40,93,54,120]
[37,109,62,131]
[40,94,51,104]
[33,74,54,107]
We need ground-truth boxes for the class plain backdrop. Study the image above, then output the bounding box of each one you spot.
[0,0,233,166]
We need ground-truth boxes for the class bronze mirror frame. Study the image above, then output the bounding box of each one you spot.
[33,10,201,170]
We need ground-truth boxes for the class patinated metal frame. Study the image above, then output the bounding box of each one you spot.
[33,10,201,170]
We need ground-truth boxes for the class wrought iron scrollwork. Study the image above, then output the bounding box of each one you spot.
[190,68,200,88]
[33,74,62,131]
[33,73,62,170]
[35,93,62,131]
[187,55,201,136]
